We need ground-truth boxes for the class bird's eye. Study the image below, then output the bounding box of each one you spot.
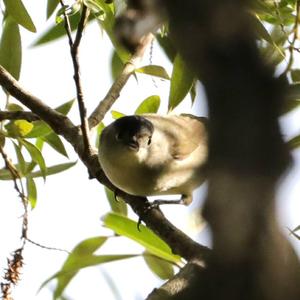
[147,137,152,145]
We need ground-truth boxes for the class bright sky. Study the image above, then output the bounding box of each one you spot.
[1,1,300,300]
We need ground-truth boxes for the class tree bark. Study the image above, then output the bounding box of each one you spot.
[147,0,300,299]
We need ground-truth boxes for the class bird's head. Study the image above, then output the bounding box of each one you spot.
[101,115,154,154]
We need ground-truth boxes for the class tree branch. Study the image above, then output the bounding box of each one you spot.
[146,260,205,300]
[60,1,93,157]
[0,64,209,262]
[0,65,79,145]
[0,111,39,122]
[88,33,154,129]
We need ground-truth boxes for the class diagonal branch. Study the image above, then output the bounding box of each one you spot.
[88,33,154,129]
[0,65,79,145]
[0,64,209,262]
[0,111,39,122]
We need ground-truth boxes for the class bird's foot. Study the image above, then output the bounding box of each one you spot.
[114,188,122,202]
[137,195,191,231]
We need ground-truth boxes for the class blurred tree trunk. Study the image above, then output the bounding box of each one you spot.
[157,0,300,299]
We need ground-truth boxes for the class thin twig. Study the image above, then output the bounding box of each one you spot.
[0,111,39,122]
[60,1,92,156]
[0,144,28,299]
[88,33,154,129]
[0,144,28,240]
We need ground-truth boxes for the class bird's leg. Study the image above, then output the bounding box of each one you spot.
[152,194,192,207]
[137,194,192,231]
[114,188,122,202]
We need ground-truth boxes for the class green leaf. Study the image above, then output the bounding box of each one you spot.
[40,236,108,297]
[168,54,194,110]
[19,139,47,180]
[95,122,105,148]
[111,110,125,119]
[105,187,127,216]
[135,65,170,80]
[135,95,160,114]
[13,142,26,174]
[281,99,300,115]
[7,103,24,111]
[111,51,124,80]
[287,83,300,100]
[25,100,74,138]
[56,2,82,24]
[287,134,300,150]
[0,134,5,148]
[40,236,138,299]
[55,99,75,115]
[32,13,82,46]
[29,161,77,178]
[156,34,176,62]
[103,213,181,263]
[0,16,22,80]
[4,120,34,137]
[291,69,300,82]
[14,120,34,136]
[251,15,273,44]
[47,0,60,19]
[85,0,130,61]
[42,132,68,157]
[25,121,52,138]
[26,177,37,208]
[3,0,36,32]
[143,251,174,280]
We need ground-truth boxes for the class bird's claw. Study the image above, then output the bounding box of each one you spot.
[136,198,186,231]
[114,188,122,202]
[137,201,160,231]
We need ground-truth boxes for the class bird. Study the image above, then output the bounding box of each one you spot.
[98,114,208,206]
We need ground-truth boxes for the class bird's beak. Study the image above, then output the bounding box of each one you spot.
[127,137,139,151]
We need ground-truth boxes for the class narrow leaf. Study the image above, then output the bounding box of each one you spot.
[42,132,68,157]
[55,99,75,115]
[287,134,300,150]
[25,121,52,138]
[13,142,26,174]
[40,236,108,296]
[291,69,300,82]
[156,35,176,62]
[168,54,194,110]
[251,15,273,44]
[40,236,137,298]
[143,251,174,280]
[47,0,60,19]
[0,16,22,79]
[19,139,47,180]
[111,111,125,119]
[135,95,160,114]
[29,161,77,178]
[32,13,82,46]
[95,122,105,148]
[26,177,37,208]
[135,65,170,80]
[4,0,36,32]
[111,51,124,80]
[105,187,127,216]
[103,213,181,263]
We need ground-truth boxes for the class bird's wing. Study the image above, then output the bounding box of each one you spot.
[144,114,208,160]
